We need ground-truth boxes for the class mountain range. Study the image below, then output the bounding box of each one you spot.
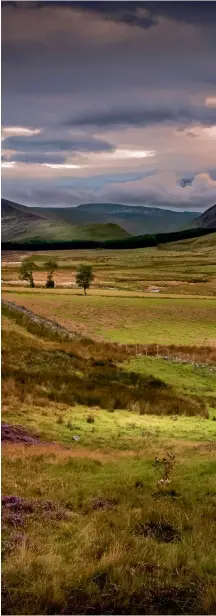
[1,198,206,243]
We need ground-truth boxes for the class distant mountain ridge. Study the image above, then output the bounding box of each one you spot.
[25,201,198,236]
[2,198,214,243]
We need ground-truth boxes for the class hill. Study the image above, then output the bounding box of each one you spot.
[162,231,216,253]
[30,202,197,235]
[3,198,215,244]
[193,204,216,229]
[1,199,129,242]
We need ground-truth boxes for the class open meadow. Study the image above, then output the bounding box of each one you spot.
[2,236,216,296]
[1,244,216,615]
[2,288,216,347]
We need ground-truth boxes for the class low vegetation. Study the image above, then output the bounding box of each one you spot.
[2,309,207,418]
[2,289,216,347]
[2,242,216,615]
[1,312,216,615]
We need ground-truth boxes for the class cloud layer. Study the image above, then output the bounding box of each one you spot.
[1,1,216,211]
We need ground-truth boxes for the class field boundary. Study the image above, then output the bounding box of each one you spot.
[1,299,80,341]
[2,298,216,368]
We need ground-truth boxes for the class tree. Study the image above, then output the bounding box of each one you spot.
[76,264,94,295]
[44,260,58,288]
[19,261,37,287]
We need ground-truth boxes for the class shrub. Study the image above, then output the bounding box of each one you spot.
[45,279,55,289]
[87,414,95,424]
[153,452,176,486]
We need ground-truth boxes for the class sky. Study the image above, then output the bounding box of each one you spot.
[1,0,216,211]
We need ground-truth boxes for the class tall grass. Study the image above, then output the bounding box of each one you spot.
[2,446,216,615]
[2,303,216,615]
[2,312,207,417]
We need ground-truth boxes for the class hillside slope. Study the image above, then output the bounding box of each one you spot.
[1,199,129,242]
[193,204,216,229]
[162,231,216,253]
[31,202,197,235]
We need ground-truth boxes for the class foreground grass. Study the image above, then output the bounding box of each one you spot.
[2,399,216,449]
[2,289,216,345]
[2,309,216,614]
[2,425,216,615]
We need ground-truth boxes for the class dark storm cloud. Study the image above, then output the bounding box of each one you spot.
[178,178,193,188]
[2,0,216,98]
[65,103,216,129]
[73,1,216,27]
[1,152,67,165]
[3,135,114,153]
[3,1,216,28]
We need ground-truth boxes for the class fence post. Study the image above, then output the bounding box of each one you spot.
[146,345,148,357]
[157,344,159,357]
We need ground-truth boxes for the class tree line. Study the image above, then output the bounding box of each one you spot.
[2,226,215,252]
[20,260,94,295]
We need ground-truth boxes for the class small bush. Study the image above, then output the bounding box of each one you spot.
[153,452,176,486]
[87,414,95,424]
[45,279,55,289]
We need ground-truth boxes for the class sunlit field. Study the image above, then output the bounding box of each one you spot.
[2,240,216,296]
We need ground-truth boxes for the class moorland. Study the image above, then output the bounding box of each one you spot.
[1,231,216,615]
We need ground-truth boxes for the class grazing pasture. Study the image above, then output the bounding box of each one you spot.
[2,288,216,346]
[2,241,216,295]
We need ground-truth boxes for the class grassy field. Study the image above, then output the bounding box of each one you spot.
[2,240,216,295]
[2,288,216,346]
[2,240,216,615]
[124,357,216,409]
[2,310,216,615]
